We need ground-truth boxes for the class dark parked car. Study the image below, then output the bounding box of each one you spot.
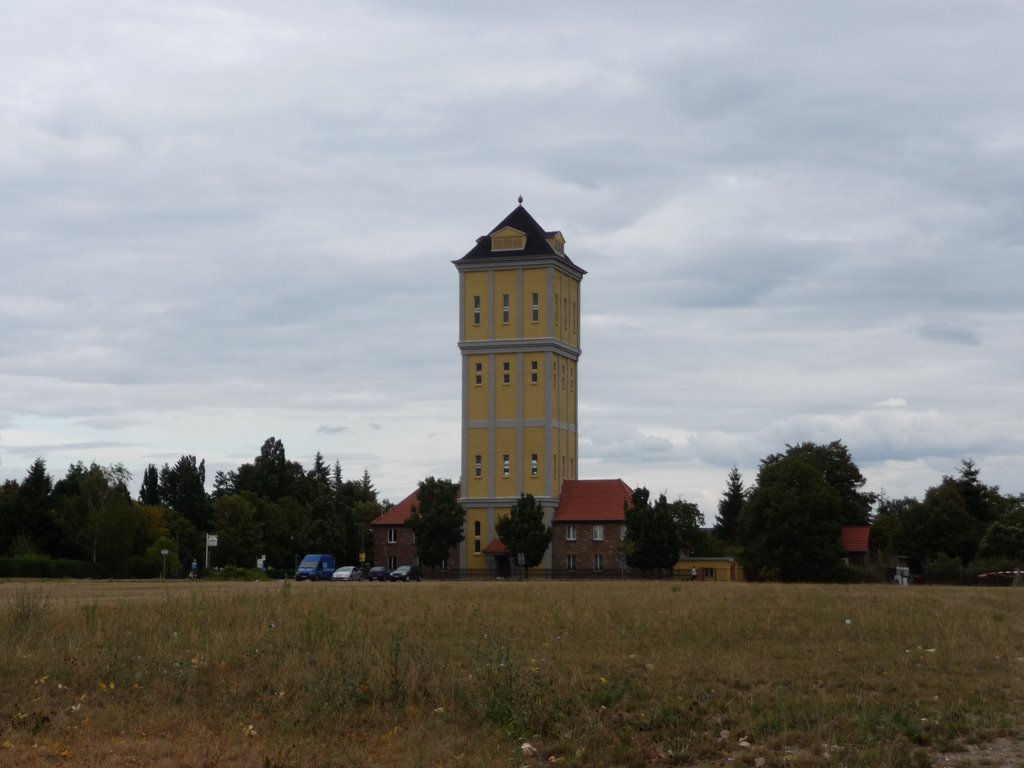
[367,566,390,581]
[390,565,422,582]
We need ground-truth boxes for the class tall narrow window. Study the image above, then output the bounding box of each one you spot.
[566,525,577,541]
[569,367,574,392]
[554,293,559,325]
[530,360,538,384]
[387,527,397,544]
[474,362,483,386]
[503,361,510,385]
[530,454,538,476]
[474,520,481,536]
[531,292,539,322]
[594,554,604,572]
[563,298,568,328]
[572,301,577,333]
[561,363,566,389]
[567,554,577,572]
[472,295,480,325]
[387,555,397,570]
[502,454,510,477]
[502,293,510,324]
[474,455,482,478]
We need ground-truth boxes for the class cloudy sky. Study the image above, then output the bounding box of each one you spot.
[2,1,1021,518]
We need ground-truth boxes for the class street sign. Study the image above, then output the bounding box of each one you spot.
[206,535,218,547]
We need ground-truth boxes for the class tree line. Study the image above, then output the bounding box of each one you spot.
[0,437,388,577]
[3,435,1020,582]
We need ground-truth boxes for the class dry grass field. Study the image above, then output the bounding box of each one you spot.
[2,578,1024,768]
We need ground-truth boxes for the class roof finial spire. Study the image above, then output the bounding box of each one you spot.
[517,195,523,205]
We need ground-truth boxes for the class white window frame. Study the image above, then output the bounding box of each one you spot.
[387,527,397,544]
[531,292,539,322]
[502,454,511,477]
[567,554,576,572]
[566,524,577,541]
[594,553,604,572]
[592,525,604,541]
[472,295,481,325]
[502,293,510,324]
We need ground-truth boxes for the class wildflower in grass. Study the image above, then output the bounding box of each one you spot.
[242,723,257,737]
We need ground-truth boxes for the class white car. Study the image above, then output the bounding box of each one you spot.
[331,565,363,582]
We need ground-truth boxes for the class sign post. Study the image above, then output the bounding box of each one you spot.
[205,534,218,569]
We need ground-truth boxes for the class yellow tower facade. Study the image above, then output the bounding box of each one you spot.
[453,202,585,573]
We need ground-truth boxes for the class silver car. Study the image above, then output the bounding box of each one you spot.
[331,565,363,582]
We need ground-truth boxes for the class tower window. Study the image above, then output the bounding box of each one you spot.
[530,360,538,384]
[562,363,566,389]
[502,294,510,324]
[472,295,480,325]
[530,454,538,476]
[503,361,510,385]
[474,540,481,553]
[555,293,559,325]
[502,454,510,477]
[474,455,482,478]
[531,292,539,322]
[569,368,574,392]
[572,301,576,333]
[475,362,483,386]
[474,520,481,536]
[563,298,568,328]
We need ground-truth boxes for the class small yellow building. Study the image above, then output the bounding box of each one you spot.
[675,557,746,582]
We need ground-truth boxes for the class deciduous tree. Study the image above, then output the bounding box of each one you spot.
[496,493,551,578]
[406,477,464,569]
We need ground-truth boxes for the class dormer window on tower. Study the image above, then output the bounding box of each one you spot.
[491,226,527,252]
[545,231,565,255]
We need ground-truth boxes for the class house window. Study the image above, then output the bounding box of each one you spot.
[474,362,483,386]
[567,554,576,572]
[503,361,510,385]
[474,520,481,536]
[474,540,481,553]
[440,559,448,571]
[593,525,604,541]
[387,527,397,544]
[704,567,716,580]
[474,455,482,478]
[594,554,604,572]
[620,525,627,541]
[530,360,538,384]
[530,454,538,476]
[502,454,510,477]
[531,292,539,322]
[502,293,510,324]
[566,524,577,541]
[472,295,480,325]
[387,555,398,570]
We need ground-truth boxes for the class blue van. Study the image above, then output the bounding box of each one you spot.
[295,554,336,581]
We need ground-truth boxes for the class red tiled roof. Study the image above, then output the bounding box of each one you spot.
[371,484,462,526]
[841,525,871,553]
[371,489,418,526]
[481,538,509,555]
[553,479,634,523]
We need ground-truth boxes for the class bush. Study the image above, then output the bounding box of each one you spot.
[924,553,962,585]
[206,566,269,581]
[0,556,103,579]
